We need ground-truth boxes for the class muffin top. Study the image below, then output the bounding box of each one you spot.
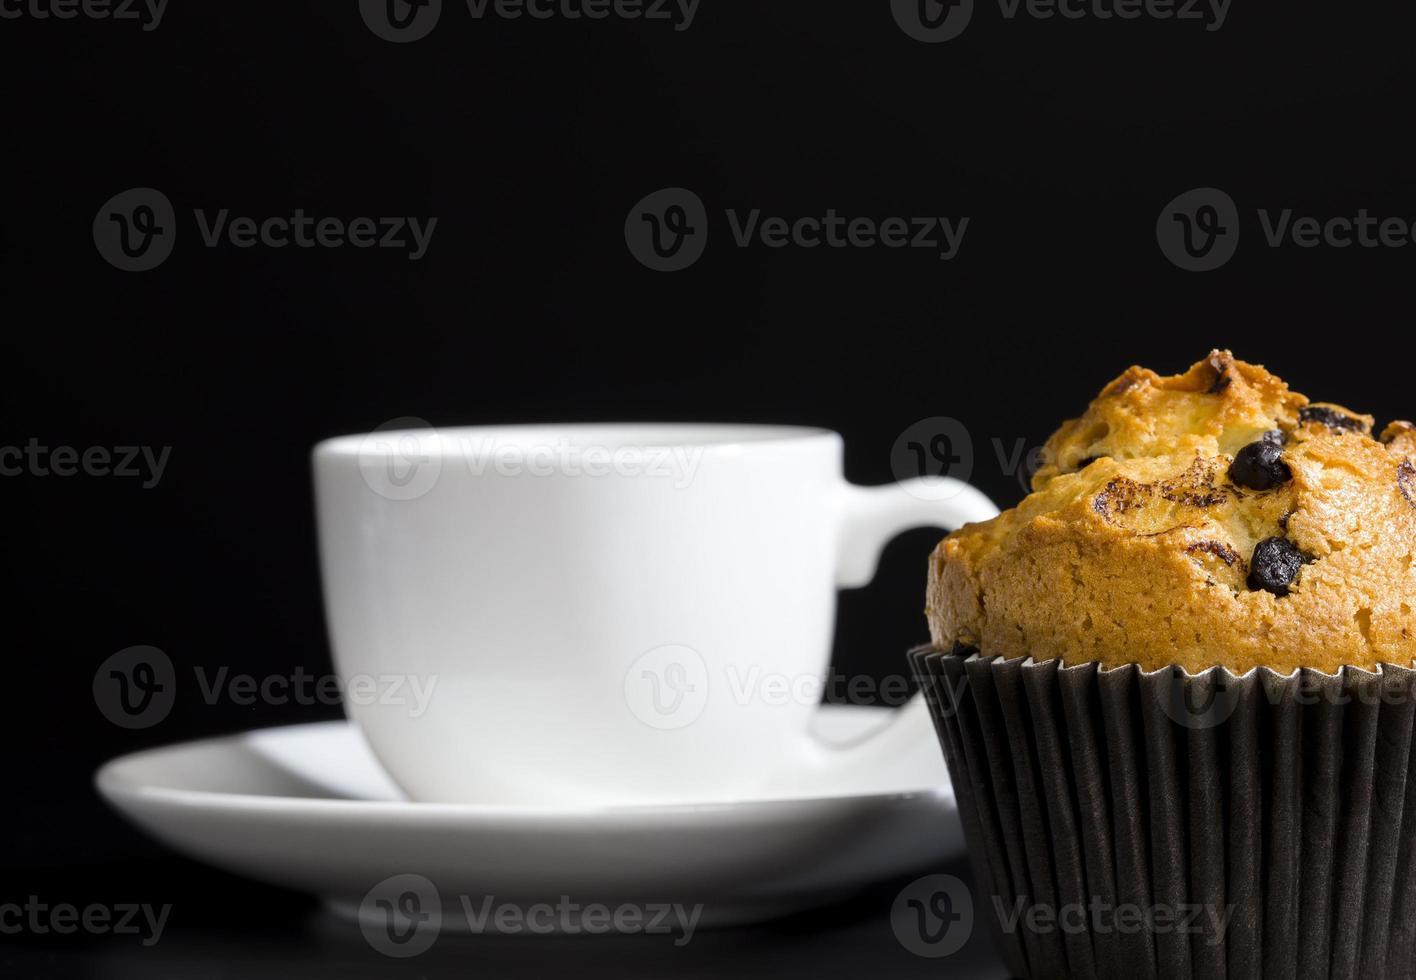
[927,351,1416,674]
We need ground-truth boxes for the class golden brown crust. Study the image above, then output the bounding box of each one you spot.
[927,351,1416,673]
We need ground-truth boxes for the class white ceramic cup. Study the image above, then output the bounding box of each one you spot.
[313,423,997,805]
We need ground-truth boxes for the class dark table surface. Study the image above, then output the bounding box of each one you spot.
[2,856,1010,979]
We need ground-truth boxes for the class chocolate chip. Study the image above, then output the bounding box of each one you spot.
[1228,437,1292,491]
[1400,460,1416,510]
[1261,429,1287,445]
[1300,406,1367,434]
[1248,537,1310,596]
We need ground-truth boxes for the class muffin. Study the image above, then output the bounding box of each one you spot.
[913,351,1416,980]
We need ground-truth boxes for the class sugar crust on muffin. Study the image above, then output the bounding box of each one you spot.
[926,350,1416,674]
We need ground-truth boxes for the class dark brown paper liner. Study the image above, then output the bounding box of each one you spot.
[910,644,1416,980]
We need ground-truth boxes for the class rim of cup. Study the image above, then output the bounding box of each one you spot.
[314,423,840,459]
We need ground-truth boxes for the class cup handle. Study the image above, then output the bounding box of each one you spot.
[799,475,1000,779]
[836,476,999,588]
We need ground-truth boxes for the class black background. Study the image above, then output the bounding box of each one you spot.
[3,0,1416,975]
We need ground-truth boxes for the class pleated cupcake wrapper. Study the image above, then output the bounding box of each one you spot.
[909,645,1416,980]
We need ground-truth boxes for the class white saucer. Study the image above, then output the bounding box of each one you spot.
[95,708,962,930]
